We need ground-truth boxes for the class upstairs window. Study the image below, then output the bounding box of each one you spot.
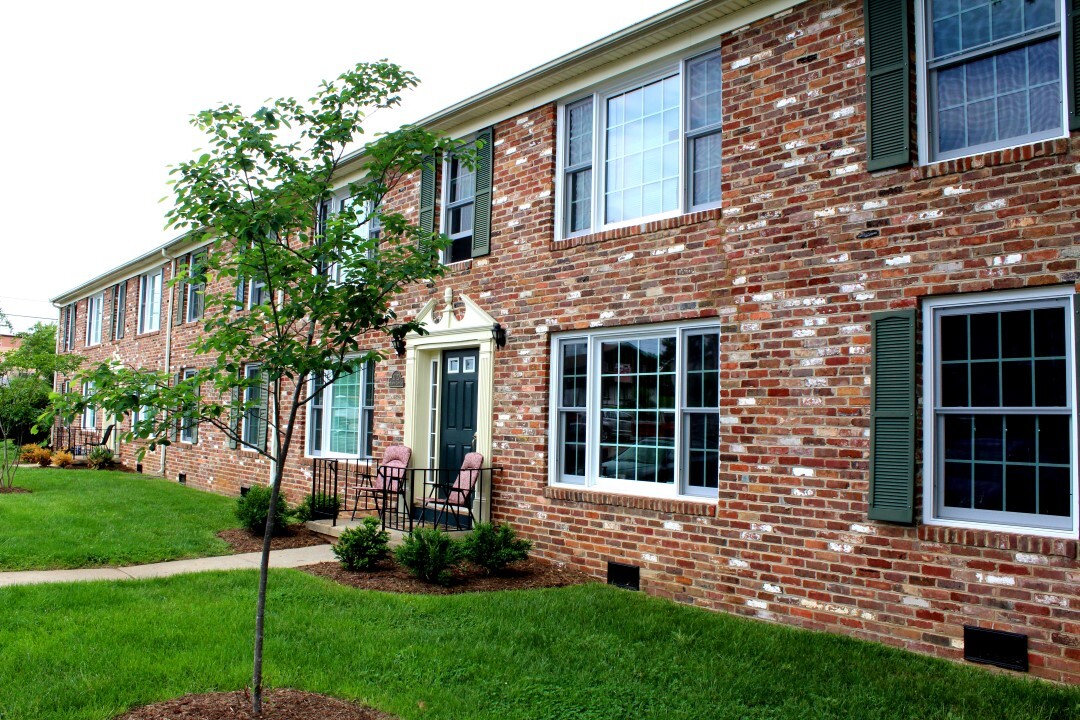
[558,48,722,238]
[186,251,205,322]
[443,150,476,263]
[179,368,199,444]
[919,0,1065,161]
[241,364,267,452]
[138,268,162,334]
[85,293,103,347]
[62,303,76,352]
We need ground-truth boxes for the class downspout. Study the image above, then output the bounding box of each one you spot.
[161,249,176,477]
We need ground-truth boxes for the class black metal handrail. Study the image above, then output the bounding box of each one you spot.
[52,424,105,457]
[310,458,498,532]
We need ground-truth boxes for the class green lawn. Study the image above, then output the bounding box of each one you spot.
[0,468,238,570]
[0,572,1075,720]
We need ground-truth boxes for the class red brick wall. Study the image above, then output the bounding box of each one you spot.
[55,0,1080,683]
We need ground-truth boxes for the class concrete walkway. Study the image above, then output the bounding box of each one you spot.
[0,544,336,588]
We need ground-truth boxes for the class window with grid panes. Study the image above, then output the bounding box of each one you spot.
[921,0,1065,161]
[552,324,720,497]
[559,48,722,238]
[926,289,1076,533]
[306,360,375,458]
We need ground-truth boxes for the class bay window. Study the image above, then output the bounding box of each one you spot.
[551,323,719,497]
[558,48,722,238]
[307,360,375,458]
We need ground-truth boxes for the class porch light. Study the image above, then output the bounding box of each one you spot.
[491,323,507,349]
[392,335,407,357]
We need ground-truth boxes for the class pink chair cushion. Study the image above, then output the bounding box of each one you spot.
[443,452,483,506]
[375,458,408,492]
[383,445,412,465]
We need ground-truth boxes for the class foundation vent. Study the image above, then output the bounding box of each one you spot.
[607,562,640,591]
[964,626,1027,672]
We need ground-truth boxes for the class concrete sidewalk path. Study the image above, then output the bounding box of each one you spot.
[0,544,336,588]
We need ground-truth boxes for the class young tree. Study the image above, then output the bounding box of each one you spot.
[40,62,464,715]
[0,324,80,446]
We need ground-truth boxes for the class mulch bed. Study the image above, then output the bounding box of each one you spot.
[115,688,397,720]
[0,486,31,494]
[302,555,595,595]
[217,527,329,554]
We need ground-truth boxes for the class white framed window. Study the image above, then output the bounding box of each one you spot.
[550,322,720,498]
[179,368,199,444]
[321,193,380,283]
[556,47,722,239]
[241,364,266,452]
[186,251,205,323]
[112,281,127,340]
[441,146,476,264]
[916,0,1066,163]
[306,360,375,458]
[922,287,1077,537]
[138,268,162,334]
[85,293,103,347]
[82,381,97,429]
[248,277,268,308]
[62,303,76,352]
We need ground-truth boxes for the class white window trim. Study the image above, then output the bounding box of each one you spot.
[305,359,375,459]
[439,138,478,265]
[547,319,720,499]
[554,46,723,241]
[82,382,96,430]
[241,363,264,453]
[921,285,1079,538]
[85,293,103,347]
[112,282,126,340]
[186,252,205,324]
[914,0,1070,166]
[179,368,199,444]
[137,268,163,334]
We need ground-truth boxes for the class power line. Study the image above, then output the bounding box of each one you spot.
[2,313,55,321]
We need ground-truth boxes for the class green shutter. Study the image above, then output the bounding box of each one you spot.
[1069,0,1080,130]
[864,0,912,171]
[174,254,188,325]
[869,309,916,523]
[418,155,437,236]
[472,127,493,258]
[228,387,239,449]
[257,373,270,452]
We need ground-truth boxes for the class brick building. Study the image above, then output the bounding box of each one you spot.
[52,0,1080,682]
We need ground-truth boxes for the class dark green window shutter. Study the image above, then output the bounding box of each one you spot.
[418,156,437,236]
[869,309,916,523]
[257,373,270,452]
[174,254,188,325]
[472,127,493,258]
[228,387,239,449]
[1069,0,1080,130]
[864,0,912,171]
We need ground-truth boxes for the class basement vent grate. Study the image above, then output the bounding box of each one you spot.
[607,562,640,591]
[964,625,1028,672]
[136,463,143,474]
[240,486,251,497]
[177,473,186,485]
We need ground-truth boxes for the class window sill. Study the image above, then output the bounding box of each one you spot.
[550,207,722,252]
[544,485,717,516]
[913,137,1069,181]
[918,524,1076,559]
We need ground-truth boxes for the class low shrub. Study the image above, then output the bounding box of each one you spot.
[19,444,42,464]
[333,516,390,571]
[37,448,54,467]
[395,527,461,585]
[235,485,290,536]
[462,522,532,573]
[293,492,341,523]
[51,451,73,468]
[86,447,115,470]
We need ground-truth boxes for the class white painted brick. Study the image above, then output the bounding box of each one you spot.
[737,397,757,406]
[776,97,798,109]
[1034,594,1069,608]
[763,583,783,594]
[902,596,930,608]
[663,521,683,532]
[728,558,749,568]
[751,523,773,533]
[831,106,855,120]
[828,542,854,554]
[976,198,1007,212]
[740,531,762,541]
[828,253,849,264]
[746,599,769,610]
[975,572,1016,586]
[791,487,815,497]
[1015,553,1049,565]
[885,255,911,266]
[733,276,748,286]
[850,523,875,535]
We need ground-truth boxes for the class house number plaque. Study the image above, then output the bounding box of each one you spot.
[388,370,405,388]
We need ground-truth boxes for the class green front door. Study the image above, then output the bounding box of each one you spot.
[439,348,479,475]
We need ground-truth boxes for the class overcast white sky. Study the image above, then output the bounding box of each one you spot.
[0,0,678,333]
